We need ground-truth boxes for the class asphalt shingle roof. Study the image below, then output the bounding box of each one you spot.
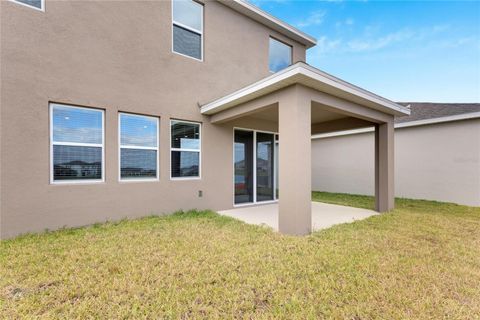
[395,103,480,123]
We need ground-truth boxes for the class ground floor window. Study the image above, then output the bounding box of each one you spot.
[119,113,159,181]
[171,120,201,179]
[50,103,104,183]
[234,129,277,205]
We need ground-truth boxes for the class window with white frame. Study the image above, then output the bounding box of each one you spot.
[172,0,203,60]
[9,0,44,11]
[269,37,292,72]
[50,103,104,183]
[119,113,159,181]
[171,120,201,178]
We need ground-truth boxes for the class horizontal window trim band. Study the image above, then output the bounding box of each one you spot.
[52,141,103,148]
[170,176,201,181]
[170,148,200,152]
[51,179,104,185]
[119,178,159,183]
[172,21,202,35]
[119,145,158,150]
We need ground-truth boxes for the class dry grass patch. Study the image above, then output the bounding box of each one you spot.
[1,193,480,319]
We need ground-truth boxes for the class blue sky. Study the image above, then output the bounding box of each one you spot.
[251,0,480,103]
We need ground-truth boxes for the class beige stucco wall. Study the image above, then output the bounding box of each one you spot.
[0,0,306,238]
[312,119,480,206]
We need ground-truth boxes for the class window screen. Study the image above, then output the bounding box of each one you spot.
[50,104,104,182]
[171,120,200,178]
[119,113,159,180]
[172,0,203,60]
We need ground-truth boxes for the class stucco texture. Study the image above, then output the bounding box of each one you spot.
[0,0,306,238]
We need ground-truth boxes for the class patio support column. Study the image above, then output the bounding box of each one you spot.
[375,120,395,212]
[278,85,312,235]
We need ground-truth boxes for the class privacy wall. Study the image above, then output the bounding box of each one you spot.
[312,119,480,206]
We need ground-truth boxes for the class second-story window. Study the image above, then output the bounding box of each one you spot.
[172,0,203,61]
[269,37,292,72]
[9,0,44,11]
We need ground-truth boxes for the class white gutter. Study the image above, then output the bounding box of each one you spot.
[220,0,317,48]
[311,111,480,139]
[200,62,410,116]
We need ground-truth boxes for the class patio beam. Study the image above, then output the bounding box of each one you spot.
[278,85,312,235]
[375,120,395,212]
[209,94,280,124]
[311,117,373,135]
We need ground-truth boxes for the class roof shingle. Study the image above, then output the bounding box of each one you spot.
[395,103,480,123]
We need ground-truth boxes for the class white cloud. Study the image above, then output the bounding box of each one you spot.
[248,0,289,6]
[436,36,480,49]
[345,18,354,25]
[344,25,451,53]
[336,18,354,28]
[316,36,342,53]
[296,10,327,28]
[307,36,342,62]
[347,29,414,52]
[310,24,469,58]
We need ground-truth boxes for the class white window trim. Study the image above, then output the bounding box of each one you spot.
[49,103,105,185]
[9,0,45,12]
[232,127,278,207]
[268,36,293,73]
[170,119,201,180]
[118,113,160,183]
[171,0,204,62]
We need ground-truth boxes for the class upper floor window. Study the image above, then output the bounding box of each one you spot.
[119,113,159,181]
[50,103,104,183]
[171,120,201,179]
[9,0,44,11]
[172,0,203,61]
[269,37,292,72]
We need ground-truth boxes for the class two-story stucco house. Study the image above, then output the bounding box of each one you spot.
[0,0,410,239]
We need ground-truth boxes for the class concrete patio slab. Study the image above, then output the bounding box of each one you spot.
[218,202,378,232]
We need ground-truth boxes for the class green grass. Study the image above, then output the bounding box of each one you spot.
[1,193,480,319]
[312,191,376,209]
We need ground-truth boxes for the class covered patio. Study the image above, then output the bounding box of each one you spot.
[218,201,378,231]
[201,62,410,235]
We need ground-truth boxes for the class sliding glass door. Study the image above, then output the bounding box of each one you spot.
[256,132,274,201]
[234,130,254,204]
[234,129,277,205]
[275,135,279,199]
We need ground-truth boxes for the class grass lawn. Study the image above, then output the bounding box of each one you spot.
[1,193,480,319]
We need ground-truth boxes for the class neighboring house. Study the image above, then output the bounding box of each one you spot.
[312,103,480,206]
[0,0,409,239]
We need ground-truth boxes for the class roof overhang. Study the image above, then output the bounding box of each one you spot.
[200,62,411,117]
[219,0,317,49]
